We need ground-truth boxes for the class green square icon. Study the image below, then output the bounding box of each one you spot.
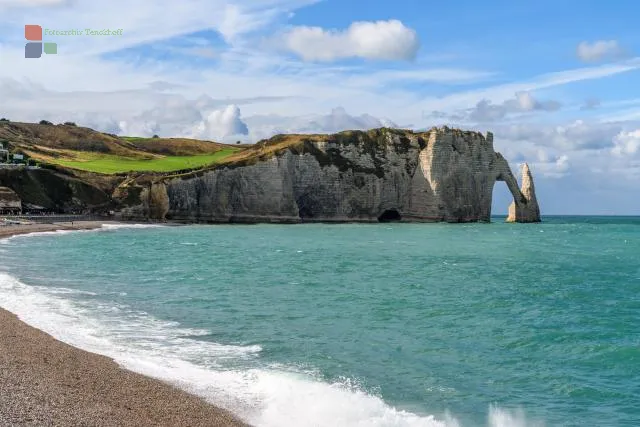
[43,42,57,54]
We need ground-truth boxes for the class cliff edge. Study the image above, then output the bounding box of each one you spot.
[117,127,541,223]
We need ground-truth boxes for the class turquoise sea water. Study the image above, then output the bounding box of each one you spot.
[0,217,639,426]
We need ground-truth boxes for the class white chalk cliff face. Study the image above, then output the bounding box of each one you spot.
[120,127,541,223]
[506,163,541,223]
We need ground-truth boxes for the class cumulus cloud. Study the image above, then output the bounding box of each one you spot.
[282,20,419,61]
[81,95,205,138]
[612,129,640,156]
[295,107,397,132]
[577,40,625,62]
[244,107,397,140]
[494,137,572,179]
[118,120,160,138]
[430,91,561,123]
[495,120,622,151]
[107,105,396,142]
[491,120,640,183]
[530,154,570,179]
[193,105,249,140]
[114,103,249,142]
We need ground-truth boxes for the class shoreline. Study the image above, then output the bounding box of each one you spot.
[0,221,250,427]
[0,220,110,239]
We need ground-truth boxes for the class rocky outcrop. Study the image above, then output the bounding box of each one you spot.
[114,178,169,221]
[506,163,541,223]
[0,186,22,214]
[0,167,114,213]
[118,127,541,223]
[147,183,170,220]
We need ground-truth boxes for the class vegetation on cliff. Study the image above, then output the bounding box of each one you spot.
[0,121,485,177]
[0,121,538,223]
[0,121,241,174]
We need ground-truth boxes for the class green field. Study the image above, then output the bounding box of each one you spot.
[54,149,237,174]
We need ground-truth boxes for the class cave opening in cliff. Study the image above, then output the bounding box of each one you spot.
[298,206,314,219]
[378,209,402,222]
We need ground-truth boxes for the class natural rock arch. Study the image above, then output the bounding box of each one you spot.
[117,127,542,224]
[493,158,540,223]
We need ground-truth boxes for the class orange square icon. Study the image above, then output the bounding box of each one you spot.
[25,25,42,41]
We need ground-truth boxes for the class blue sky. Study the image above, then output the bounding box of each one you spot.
[0,0,639,214]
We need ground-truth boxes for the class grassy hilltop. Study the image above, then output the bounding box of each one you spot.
[0,120,243,174]
[0,120,481,216]
[0,120,432,178]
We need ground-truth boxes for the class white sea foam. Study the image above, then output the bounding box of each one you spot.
[488,405,544,427]
[100,223,166,231]
[0,272,542,427]
[0,228,77,244]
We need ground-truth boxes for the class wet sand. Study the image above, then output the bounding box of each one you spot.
[0,222,249,427]
[0,221,108,239]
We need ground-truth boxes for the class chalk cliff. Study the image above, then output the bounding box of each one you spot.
[116,127,541,223]
[506,163,541,223]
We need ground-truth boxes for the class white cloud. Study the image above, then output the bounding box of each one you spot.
[494,120,624,151]
[282,20,419,61]
[193,105,249,140]
[244,107,397,140]
[524,155,569,179]
[493,137,572,179]
[577,40,625,62]
[0,0,319,55]
[84,103,394,143]
[612,129,640,156]
[431,91,561,122]
[514,92,548,111]
[407,58,640,122]
[118,120,159,138]
[99,101,250,142]
[296,107,397,132]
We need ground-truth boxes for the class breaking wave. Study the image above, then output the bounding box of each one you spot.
[0,271,544,426]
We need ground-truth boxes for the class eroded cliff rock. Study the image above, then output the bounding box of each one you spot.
[506,163,541,223]
[117,127,541,223]
[0,167,114,213]
[115,178,170,221]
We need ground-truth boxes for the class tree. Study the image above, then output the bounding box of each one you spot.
[63,121,77,126]
[152,134,159,138]
[0,118,9,122]
[236,140,241,144]
[39,120,53,125]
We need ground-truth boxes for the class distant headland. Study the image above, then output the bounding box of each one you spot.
[0,120,539,223]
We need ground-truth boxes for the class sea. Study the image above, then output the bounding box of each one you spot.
[0,217,638,427]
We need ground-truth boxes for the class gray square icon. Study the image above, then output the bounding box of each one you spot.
[25,42,42,58]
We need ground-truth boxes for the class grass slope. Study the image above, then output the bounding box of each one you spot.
[0,121,432,177]
[54,150,237,174]
[0,121,243,174]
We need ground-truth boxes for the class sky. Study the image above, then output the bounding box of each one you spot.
[0,0,639,215]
